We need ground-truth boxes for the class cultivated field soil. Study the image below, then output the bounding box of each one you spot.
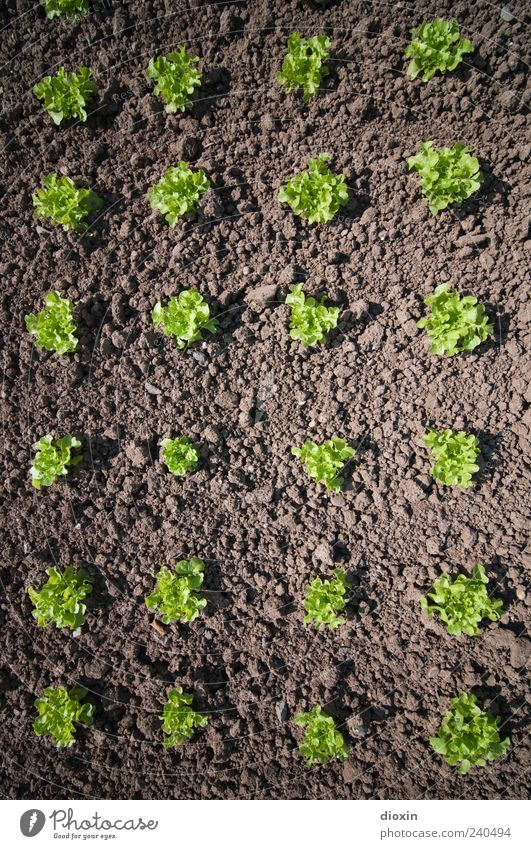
[0,0,529,801]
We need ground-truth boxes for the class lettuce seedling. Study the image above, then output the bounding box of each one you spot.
[292,436,355,491]
[160,436,199,476]
[25,291,78,354]
[33,66,97,124]
[160,686,208,747]
[30,434,82,490]
[145,558,207,624]
[29,565,93,630]
[147,47,201,114]
[430,692,510,774]
[285,283,339,346]
[423,428,480,489]
[42,0,89,18]
[33,173,103,231]
[408,141,481,215]
[303,568,351,629]
[148,162,210,226]
[421,564,503,636]
[33,684,94,747]
[277,33,331,101]
[152,289,217,348]
[279,153,349,223]
[417,283,493,356]
[405,18,474,82]
[295,705,348,766]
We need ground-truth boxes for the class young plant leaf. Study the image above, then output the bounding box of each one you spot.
[42,0,89,18]
[148,162,210,226]
[279,153,348,224]
[152,289,217,348]
[408,141,481,215]
[160,436,199,476]
[147,47,201,113]
[33,173,103,231]
[423,428,480,489]
[417,283,493,356]
[33,66,97,124]
[303,568,351,629]
[292,436,355,491]
[25,291,78,354]
[430,692,510,774]
[405,18,473,82]
[285,283,339,346]
[30,434,82,490]
[29,565,93,630]
[277,33,331,101]
[160,686,208,747]
[145,558,207,624]
[295,705,348,766]
[421,564,503,636]
[33,684,94,747]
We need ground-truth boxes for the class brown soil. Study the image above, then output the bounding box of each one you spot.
[0,0,529,800]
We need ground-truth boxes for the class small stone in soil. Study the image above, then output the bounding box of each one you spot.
[275,699,288,722]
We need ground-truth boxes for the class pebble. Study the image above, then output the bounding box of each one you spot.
[144,382,161,395]
[275,699,288,722]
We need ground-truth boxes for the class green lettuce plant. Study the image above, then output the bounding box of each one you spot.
[417,283,493,356]
[408,141,481,215]
[145,558,207,624]
[30,434,82,490]
[405,18,474,82]
[148,163,210,226]
[33,66,97,124]
[277,33,331,100]
[279,153,349,223]
[25,291,78,354]
[423,428,480,489]
[33,174,103,231]
[295,705,348,766]
[421,564,503,636]
[160,686,208,747]
[152,289,217,348]
[42,0,89,18]
[430,692,510,774]
[160,436,199,476]
[33,685,94,747]
[285,283,339,346]
[29,565,93,630]
[303,568,351,629]
[147,48,201,113]
[292,436,355,491]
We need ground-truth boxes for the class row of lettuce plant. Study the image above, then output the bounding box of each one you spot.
[36,9,474,120]
[32,140,482,232]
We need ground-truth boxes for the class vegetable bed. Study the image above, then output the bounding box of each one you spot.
[0,0,529,800]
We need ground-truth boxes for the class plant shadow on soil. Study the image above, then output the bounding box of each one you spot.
[484,303,511,351]
[193,67,233,121]
[454,159,512,219]
[473,429,504,487]
[483,557,517,609]
[81,434,122,469]
[471,684,523,736]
